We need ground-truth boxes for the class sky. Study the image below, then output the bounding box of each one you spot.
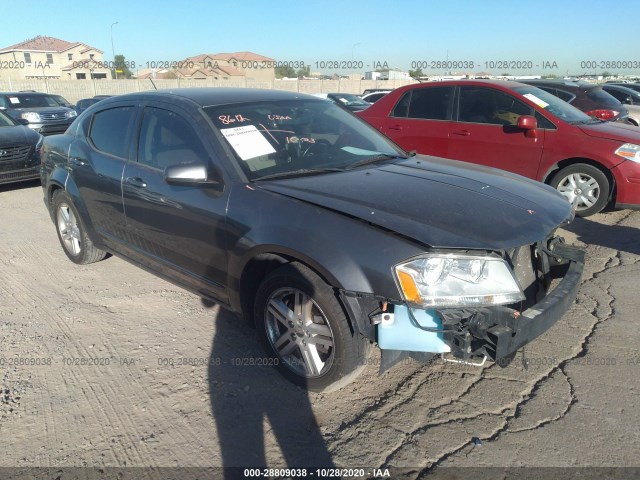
[2,0,638,75]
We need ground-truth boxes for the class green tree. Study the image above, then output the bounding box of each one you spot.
[296,65,311,78]
[111,54,133,79]
[409,67,423,79]
[275,65,296,78]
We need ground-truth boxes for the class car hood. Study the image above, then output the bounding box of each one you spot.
[577,120,640,142]
[257,156,573,250]
[0,124,40,145]
[9,106,73,114]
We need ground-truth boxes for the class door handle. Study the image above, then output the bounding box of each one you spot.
[388,124,403,131]
[452,130,471,137]
[69,157,86,166]
[125,177,147,188]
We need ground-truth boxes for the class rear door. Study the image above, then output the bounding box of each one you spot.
[69,103,139,243]
[447,85,544,179]
[378,85,454,157]
[121,103,230,302]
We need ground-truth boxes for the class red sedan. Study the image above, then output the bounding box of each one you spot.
[358,80,640,216]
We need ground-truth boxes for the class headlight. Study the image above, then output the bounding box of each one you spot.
[614,143,640,163]
[21,112,41,122]
[394,254,525,308]
[65,110,77,119]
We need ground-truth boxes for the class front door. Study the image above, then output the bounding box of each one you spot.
[447,86,544,179]
[121,105,230,302]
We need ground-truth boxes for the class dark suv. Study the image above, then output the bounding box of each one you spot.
[0,92,77,136]
[518,80,629,123]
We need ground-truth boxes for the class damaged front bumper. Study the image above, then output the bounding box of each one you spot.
[340,241,585,371]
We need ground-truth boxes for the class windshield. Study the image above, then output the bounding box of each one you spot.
[51,94,73,107]
[205,99,404,181]
[3,94,65,108]
[513,86,594,124]
[0,110,18,127]
[328,93,370,107]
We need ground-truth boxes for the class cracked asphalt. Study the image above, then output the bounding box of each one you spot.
[0,182,638,478]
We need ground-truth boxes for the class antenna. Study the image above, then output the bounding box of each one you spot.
[149,77,157,90]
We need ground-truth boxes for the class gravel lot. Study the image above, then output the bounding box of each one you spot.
[0,181,639,478]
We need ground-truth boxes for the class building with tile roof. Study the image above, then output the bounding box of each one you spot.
[137,52,277,81]
[0,36,110,80]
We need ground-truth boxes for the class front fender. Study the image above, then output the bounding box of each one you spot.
[225,185,427,311]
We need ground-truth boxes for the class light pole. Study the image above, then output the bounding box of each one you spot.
[351,42,361,60]
[110,21,118,79]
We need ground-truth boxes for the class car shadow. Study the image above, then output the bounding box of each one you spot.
[202,298,335,476]
[0,179,40,193]
[564,216,640,255]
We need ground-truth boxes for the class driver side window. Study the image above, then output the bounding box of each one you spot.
[137,107,208,171]
[458,87,533,125]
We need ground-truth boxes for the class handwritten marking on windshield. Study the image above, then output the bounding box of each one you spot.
[219,114,251,125]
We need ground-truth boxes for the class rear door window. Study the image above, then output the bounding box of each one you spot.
[407,87,453,120]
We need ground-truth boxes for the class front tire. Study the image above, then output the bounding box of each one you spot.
[254,263,370,392]
[551,163,610,217]
[52,190,107,265]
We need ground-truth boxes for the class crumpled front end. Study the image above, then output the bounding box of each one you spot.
[341,235,585,371]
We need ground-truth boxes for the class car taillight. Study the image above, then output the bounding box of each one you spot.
[585,109,619,121]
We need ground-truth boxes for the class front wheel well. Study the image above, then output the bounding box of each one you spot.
[542,158,616,202]
[238,253,357,332]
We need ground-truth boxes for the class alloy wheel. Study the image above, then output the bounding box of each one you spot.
[57,203,82,256]
[264,287,335,378]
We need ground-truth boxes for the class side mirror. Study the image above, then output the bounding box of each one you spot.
[17,118,30,125]
[623,96,633,105]
[164,163,222,186]
[517,115,538,138]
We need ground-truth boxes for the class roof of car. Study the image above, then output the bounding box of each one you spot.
[110,88,322,107]
[517,79,598,89]
[394,79,531,90]
[0,91,51,96]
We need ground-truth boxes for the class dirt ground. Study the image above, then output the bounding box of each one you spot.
[0,181,639,479]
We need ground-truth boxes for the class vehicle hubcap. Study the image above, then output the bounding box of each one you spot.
[264,288,335,378]
[556,173,599,211]
[57,203,82,256]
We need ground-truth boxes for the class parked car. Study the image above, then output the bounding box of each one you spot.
[601,84,640,126]
[357,80,640,216]
[41,88,584,391]
[312,93,371,112]
[0,92,77,136]
[606,83,640,94]
[361,91,391,103]
[362,88,392,96]
[0,109,43,185]
[75,95,112,115]
[518,80,629,123]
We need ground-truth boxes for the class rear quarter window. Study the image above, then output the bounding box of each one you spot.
[88,106,136,158]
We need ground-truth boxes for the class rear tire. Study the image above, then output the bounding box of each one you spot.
[551,163,610,217]
[254,262,370,392]
[52,190,107,265]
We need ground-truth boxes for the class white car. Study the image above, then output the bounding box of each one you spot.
[361,91,391,103]
[311,93,371,112]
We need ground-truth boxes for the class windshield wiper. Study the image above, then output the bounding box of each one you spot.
[253,168,344,181]
[345,153,403,170]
